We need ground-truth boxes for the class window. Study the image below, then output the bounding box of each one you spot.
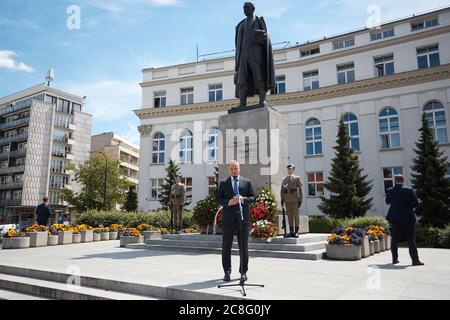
[337,63,355,84]
[12,190,21,199]
[15,158,25,166]
[370,29,394,41]
[379,108,401,149]
[52,144,65,157]
[72,103,81,113]
[333,38,354,50]
[411,18,439,31]
[154,91,166,108]
[207,127,219,162]
[417,45,440,69]
[208,84,223,102]
[45,95,57,105]
[305,118,322,156]
[181,88,194,105]
[179,129,193,163]
[57,99,71,114]
[181,177,193,204]
[271,75,286,95]
[51,159,65,173]
[343,113,360,151]
[307,172,324,197]
[374,55,394,77]
[383,167,403,192]
[303,71,319,91]
[300,47,320,57]
[49,191,63,205]
[424,101,448,144]
[1,161,8,169]
[18,142,27,151]
[14,174,22,182]
[152,132,166,164]
[208,176,217,195]
[49,175,69,189]
[150,179,164,200]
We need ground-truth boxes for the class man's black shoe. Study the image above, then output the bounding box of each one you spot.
[223,273,231,282]
[412,261,424,266]
[393,259,400,265]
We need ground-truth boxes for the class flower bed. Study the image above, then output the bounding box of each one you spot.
[23,224,48,248]
[120,228,143,247]
[2,229,30,249]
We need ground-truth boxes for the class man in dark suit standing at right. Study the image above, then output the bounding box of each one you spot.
[216,160,256,284]
[35,196,52,227]
[385,174,424,266]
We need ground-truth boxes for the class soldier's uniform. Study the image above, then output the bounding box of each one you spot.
[171,179,187,233]
[280,165,304,237]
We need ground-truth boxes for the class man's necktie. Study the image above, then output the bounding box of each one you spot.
[233,177,239,196]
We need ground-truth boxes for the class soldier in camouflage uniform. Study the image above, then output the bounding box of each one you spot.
[280,164,304,238]
[171,175,187,234]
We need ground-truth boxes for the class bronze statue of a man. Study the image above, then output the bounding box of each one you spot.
[235,2,275,107]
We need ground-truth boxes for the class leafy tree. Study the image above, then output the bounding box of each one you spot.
[160,159,181,209]
[319,119,373,218]
[411,113,450,228]
[62,153,130,212]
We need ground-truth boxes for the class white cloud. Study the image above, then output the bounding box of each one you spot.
[0,51,34,73]
[60,79,140,122]
[120,122,140,146]
[85,0,182,12]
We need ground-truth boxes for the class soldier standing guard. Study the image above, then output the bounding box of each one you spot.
[280,164,304,238]
[171,175,187,234]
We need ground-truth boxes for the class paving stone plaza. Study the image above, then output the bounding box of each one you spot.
[0,240,449,300]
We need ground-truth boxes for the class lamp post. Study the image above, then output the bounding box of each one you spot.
[90,151,108,210]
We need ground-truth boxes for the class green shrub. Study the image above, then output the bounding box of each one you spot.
[415,225,441,248]
[437,225,450,249]
[308,215,389,233]
[309,216,335,233]
[76,210,195,229]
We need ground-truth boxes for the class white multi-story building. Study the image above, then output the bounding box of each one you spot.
[135,7,450,217]
[0,84,92,225]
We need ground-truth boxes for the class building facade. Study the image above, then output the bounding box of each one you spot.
[91,132,140,186]
[135,8,450,217]
[0,83,92,225]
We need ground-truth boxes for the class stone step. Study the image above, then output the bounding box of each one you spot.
[134,244,325,260]
[0,273,158,300]
[162,233,329,245]
[0,288,50,300]
[0,265,242,300]
[146,239,327,252]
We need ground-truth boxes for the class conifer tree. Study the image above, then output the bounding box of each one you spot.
[411,113,450,228]
[319,119,373,218]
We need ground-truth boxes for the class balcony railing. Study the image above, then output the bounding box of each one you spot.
[8,149,27,158]
[0,166,25,175]
[0,182,23,191]
[0,132,28,145]
[0,198,22,207]
[0,117,30,131]
[0,100,31,117]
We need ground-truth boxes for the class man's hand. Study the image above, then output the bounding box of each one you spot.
[228,196,243,207]
[281,200,285,207]
[298,201,302,209]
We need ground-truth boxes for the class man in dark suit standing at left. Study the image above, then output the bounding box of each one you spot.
[216,160,256,284]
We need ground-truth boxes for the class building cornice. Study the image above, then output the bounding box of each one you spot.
[134,63,450,120]
[140,24,450,88]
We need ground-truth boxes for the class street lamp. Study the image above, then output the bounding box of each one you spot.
[90,151,108,210]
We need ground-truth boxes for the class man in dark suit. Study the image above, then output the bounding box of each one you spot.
[35,196,52,227]
[386,175,424,266]
[216,160,256,284]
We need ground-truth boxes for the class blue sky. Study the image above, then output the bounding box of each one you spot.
[1,0,449,145]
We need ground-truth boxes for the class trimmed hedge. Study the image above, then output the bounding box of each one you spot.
[309,216,389,234]
[76,210,195,229]
[416,224,450,248]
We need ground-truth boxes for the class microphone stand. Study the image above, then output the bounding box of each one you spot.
[218,181,264,297]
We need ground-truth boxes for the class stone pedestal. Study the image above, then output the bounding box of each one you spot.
[218,104,288,205]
